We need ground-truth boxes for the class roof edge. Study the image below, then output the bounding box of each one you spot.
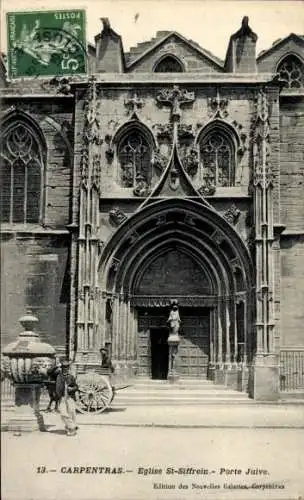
[257,33,304,61]
[126,31,224,70]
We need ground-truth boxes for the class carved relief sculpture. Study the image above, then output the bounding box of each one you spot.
[133,173,151,197]
[152,123,173,140]
[104,134,114,162]
[181,148,199,177]
[167,300,181,335]
[223,204,241,225]
[208,89,229,119]
[109,207,128,226]
[156,85,195,122]
[124,93,145,114]
[151,150,168,172]
[177,123,195,139]
[169,167,180,191]
[198,171,216,196]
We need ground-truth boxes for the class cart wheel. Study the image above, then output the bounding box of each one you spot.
[76,372,113,414]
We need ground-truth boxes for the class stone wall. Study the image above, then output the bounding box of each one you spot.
[257,38,304,73]
[278,95,304,348]
[0,98,73,350]
[75,84,254,200]
[1,234,70,351]
[279,97,304,232]
[1,98,74,228]
[129,36,223,73]
[280,236,304,346]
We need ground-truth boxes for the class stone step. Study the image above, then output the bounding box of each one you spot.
[112,396,251,406]
[115,392,248,404]
[127,378,214,385]
[115,388,248,398]
[117,385,231,391]
[113,377,250,405]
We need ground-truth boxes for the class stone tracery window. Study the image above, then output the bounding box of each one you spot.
[154,56,183,73]
[199,129,235,187]
[277,55,304,88]
[117,130,152,187]
[1,122,44,223]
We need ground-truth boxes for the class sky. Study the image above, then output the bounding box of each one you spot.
[1,0,303,59]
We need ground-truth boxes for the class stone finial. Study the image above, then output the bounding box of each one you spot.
[224,16,258,73]
[95,18,124,73]
[235,17,258,43]
[101,17,111,33]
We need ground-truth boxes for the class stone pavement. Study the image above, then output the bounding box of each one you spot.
[1,402,304,430]
[2,425,304,500]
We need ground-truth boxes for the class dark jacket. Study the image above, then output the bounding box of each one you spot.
[46,366,61,382]
[55,372,79,401]
[101,354,115,373]
[45,366,62,398]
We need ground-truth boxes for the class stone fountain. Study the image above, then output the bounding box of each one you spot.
[2,312,56,432]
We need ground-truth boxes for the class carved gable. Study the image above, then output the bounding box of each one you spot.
[257,34,304,73]
[126,32,224,73]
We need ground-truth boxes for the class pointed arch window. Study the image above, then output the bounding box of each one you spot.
[277,55,304,88]
[199,128,235,187]
[117,130,152,187]
[1,122,44,223]
[154,56,183,73]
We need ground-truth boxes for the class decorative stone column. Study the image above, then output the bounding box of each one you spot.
[251,88,279,401]
[3,313,56,432]
[214,299,225,384]
[76,76,103,363]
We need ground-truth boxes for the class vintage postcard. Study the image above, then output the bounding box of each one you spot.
[1,0,304,499]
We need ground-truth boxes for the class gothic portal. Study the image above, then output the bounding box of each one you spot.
[1,17,304,401]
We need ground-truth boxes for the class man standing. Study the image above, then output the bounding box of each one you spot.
[55,360,79,437]
[100,347,115,402]
[45,356,61,412]
[100,347,115,373]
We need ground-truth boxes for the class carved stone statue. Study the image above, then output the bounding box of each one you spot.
[133,174,151,197]
[167,300,181,335]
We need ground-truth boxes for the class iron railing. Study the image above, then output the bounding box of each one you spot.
[1,377,15,402]
[280,349,304,392]
[1,378,50,406]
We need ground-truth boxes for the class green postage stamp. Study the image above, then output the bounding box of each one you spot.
[6,10,87,79]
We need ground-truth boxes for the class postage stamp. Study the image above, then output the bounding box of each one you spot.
[6,10,87,80]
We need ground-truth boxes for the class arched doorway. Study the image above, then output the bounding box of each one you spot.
[98,199,254,381]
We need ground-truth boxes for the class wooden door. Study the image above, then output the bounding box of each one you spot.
[137,309,167,377]
[137,307,210,378]
[178,308,210,378]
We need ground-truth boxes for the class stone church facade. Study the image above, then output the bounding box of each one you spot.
[1,18,303,400]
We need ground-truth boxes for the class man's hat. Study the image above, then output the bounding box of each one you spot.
[61,360,71,368]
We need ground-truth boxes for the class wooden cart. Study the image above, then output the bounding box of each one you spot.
[75,368,130,414]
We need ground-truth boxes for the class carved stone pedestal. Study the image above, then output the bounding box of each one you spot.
[8,384,45,433]
[214,367,225,384]
[225,368,239,390]
[167,335,180,383]
[250,354,279,401]
[237,365,249,392]
[207,364,216,381]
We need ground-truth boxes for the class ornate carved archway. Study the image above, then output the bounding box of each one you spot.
[82,198,255,378]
